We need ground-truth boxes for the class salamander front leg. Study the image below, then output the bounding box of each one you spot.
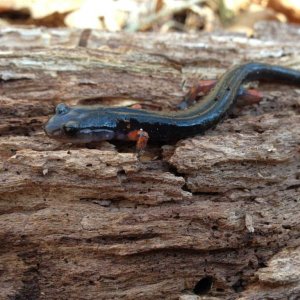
[127,129,149,152]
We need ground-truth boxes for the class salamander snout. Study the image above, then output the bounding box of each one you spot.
[44,122,63,137]
[44,103,116,143]
[44,103,71,138]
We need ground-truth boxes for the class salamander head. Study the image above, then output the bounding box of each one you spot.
[44,103,116,143]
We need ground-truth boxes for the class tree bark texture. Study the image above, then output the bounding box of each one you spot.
[0,22,299,300]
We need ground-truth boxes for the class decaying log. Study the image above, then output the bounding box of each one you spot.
[0,22,299,300]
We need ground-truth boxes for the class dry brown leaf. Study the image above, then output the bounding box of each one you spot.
[226,3,286,36]
[268,0,300,23]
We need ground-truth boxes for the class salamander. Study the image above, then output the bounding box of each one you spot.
[44,63,300,150]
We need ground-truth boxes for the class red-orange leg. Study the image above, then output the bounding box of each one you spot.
[130,103,143,109]
[177,80,217,109]
[237,88,263,106]
[178,80,263,109]
[127,129,149,151]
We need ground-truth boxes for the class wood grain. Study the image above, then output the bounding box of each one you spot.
[0,22,299,299]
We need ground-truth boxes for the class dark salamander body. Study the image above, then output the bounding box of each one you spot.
[45,63,300,148]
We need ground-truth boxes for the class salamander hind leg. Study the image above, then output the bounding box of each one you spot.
[177,80,217,110]
[178,80,263,110]
[237,88,263,106]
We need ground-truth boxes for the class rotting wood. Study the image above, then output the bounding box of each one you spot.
[0,23,299,300]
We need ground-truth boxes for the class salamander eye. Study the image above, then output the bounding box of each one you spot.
[55,103,70,115]
[63,121,79,135]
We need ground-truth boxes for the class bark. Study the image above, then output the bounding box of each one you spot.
[0,22,299,300]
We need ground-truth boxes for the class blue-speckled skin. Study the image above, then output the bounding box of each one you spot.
[44,63,300,144]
